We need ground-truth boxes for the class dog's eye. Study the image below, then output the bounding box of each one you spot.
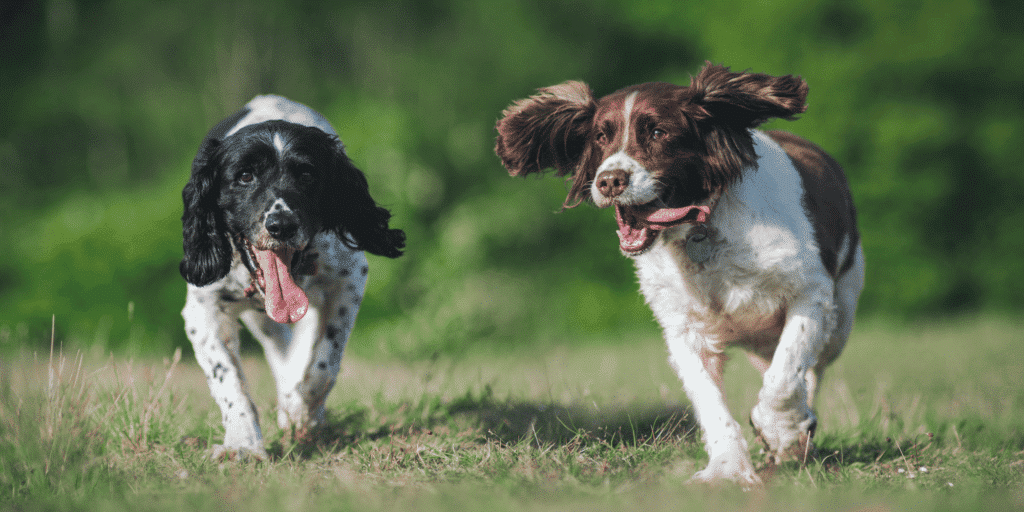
[652,128,667,140]
[596,131,608,144]
[299,172,315,185]
[237,171,255,184]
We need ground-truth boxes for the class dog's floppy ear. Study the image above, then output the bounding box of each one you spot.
[683,62,809,191]
[179,137,233,286]
[495,81,598,207]
[323,145,405,258]
[689,62,808,128]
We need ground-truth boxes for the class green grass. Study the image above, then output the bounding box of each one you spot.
[2,316,1023,511]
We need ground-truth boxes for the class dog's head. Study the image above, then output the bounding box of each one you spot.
[495,62,808,255]
[180,120,404,323]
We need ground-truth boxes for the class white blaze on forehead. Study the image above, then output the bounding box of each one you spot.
[590,91,657,206]
[272,132,287,155]
[620,91,639,151]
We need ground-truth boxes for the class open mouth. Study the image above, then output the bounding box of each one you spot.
[244,240,309,324]
[615,203,711,255]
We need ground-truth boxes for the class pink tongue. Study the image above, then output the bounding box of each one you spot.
[253,248,309,324]
[644,205,711,226]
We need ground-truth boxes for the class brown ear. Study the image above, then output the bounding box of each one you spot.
[689,62,808,128]
[681,62,809,193]
[495,81,596,179]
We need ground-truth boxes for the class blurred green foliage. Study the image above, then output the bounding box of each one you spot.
[1,0,1022,356]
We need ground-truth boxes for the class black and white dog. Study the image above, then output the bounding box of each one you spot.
[180,95,404,459]
[495,63,864,487]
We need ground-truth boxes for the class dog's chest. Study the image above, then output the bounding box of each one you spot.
[632,223,802,345]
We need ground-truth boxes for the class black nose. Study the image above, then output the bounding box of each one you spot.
[595,169,629,198]
[265,211,299,241]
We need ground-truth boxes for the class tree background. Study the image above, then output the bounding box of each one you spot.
[1,0,1021,357]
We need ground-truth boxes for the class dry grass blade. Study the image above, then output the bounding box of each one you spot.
[141,347,182,444]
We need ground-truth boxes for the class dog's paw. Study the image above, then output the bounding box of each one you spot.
[750,403,817,464]
[687,453,763,491]
[756,428,817,465]
[209,443,269,462]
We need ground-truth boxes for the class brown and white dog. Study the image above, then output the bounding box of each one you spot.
[495,63,864,487]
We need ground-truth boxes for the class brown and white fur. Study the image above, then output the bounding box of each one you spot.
[495,63,864,488]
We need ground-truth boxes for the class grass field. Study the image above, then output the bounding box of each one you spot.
[2,315,1022,511]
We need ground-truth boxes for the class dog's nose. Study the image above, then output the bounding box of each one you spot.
[265,211,299,241]
[595,169,629,198]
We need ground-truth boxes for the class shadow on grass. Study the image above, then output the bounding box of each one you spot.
[260,398,969,470]
[446,391,699,447]
[272,393,1001,468]
[272,388,701,459]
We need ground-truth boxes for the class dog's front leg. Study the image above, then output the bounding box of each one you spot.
[182,287,267,460]
[750,287,835,463]
[666,330,762,489]
[242,256,365,434]
[242,302,333,433]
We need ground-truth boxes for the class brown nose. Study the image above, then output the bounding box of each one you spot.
[595,169,629,198]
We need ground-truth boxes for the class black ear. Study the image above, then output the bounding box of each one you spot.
[495,81,598,206]
[179,138,233,285]
[324,146,405,258]
[689,62,808,128]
